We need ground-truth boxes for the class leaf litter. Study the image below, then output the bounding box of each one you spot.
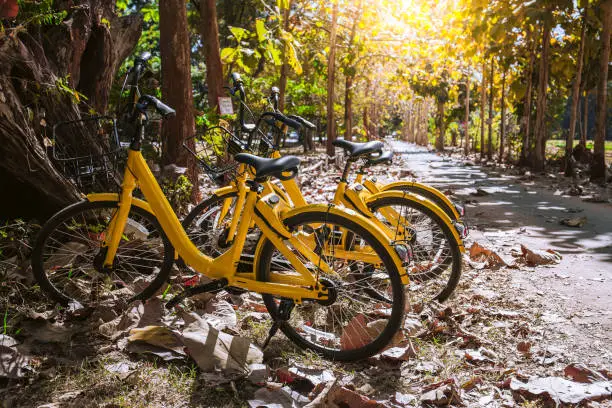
[1,151,611,407]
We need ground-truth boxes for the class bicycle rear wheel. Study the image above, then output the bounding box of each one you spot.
[31,200,173,307]
[256,210,405,361]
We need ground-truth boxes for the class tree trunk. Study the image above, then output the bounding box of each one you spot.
[520,32,536,165]
[581,89,588,147]
[326,1,338,156]
[499,68,506,162]
[159,0,199,201]
[487,58,494,160]
[344,74,353,140]
[565,3,588,176]
[0,1,142,219]
[343,3,361,141]
[199,0,224,111]
[591,0,612,180]
[464,72,470,156]
[435,98,445,151]
[278,0,292,112]
[533,19,552,172]
[480,59,486,159]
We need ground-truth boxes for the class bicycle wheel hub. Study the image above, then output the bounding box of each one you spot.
[316,278,337,306]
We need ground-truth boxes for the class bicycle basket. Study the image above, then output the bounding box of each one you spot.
[51,116,126,191]
[184,126,246,186]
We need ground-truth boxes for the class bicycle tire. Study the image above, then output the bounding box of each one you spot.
[256,210,405,361]
[388,184,459,221]
[368,196,462,303]
[32,200,173,307]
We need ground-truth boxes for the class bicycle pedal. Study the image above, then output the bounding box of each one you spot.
[165,278,228,309]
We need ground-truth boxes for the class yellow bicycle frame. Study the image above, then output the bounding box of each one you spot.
[87,148,409,301]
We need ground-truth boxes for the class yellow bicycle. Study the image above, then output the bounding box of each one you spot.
[32,95,410,361]
[183,76,465,304]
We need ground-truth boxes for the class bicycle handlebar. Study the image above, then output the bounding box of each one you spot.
[135,95,176,119]
[287,114,316,130]
[261,112,302,130]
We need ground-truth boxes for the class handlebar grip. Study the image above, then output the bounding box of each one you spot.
[137,95,176,118]
[270,112,301,130]
[231,72,242,84]
[287,115,316,130]
[135,51,152,63]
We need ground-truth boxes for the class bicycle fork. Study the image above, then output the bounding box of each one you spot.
[100,169,138,269]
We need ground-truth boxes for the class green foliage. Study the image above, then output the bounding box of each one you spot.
[161,175,193,215]
[54,76,88,104]
[16,0,67,26]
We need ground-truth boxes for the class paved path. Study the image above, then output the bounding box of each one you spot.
[386,142,612,338]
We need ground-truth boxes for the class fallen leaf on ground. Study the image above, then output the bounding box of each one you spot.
[248,385,310,408]
[392,391,416,406]
[514,245,562,266]
[420,381,462,406]
[560,216,587,228]
[340,314,383,350]
[468,242,513,268]
[181,311,263,374]
[564,363,608,383]
[128,326,185,354]
[316,383,386,408]
[470,188,491,196]
[99,301,145,340]
[0,341,29,379]
[510,376,612,405]
[203,299,237,330]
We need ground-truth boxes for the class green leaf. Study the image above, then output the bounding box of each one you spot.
[229,26,249,42]
[255,19,267,43]
[286,42,303,75]
[220,47,237,62]
[266,42,282,65]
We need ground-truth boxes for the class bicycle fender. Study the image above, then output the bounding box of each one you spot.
[365,191,465,253]
[86,193,155,215]
[283,204,410,284]
[379,181,461,220]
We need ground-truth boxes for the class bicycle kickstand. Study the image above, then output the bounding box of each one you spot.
[262,299,294,349]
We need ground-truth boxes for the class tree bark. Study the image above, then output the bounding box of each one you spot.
[343,2,361,140]
[159,0,199,200]
[363,79,370,141]
[0,1,142,219]
[344,74,353,140]
[565,3,588,176]
[480,59,486,159]
[326,1,338,156]
[520,32,536,165]
[487,58,494,160]
[199,0,224,111]
[435,98,445,151]
[464,72,470,156]
[591,0,612,180]
[580,89,588,147]
[499,68,506,162]
[533,18,552,172]
[278,0,292,113]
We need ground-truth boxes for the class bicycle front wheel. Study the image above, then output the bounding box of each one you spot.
[256,209,405,361]
[368,196,462,304]
[31,200,173,307]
